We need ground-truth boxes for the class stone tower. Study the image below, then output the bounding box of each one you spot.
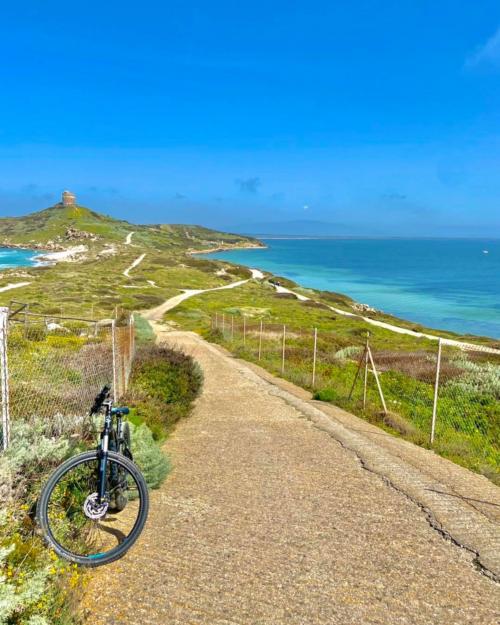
[62,190,76,206]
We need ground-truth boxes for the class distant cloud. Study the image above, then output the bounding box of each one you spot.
[466,26,500,68]
[86,185,119,195]
[173,192,186,200]
[381,192,407,201]
[236,177,261,193]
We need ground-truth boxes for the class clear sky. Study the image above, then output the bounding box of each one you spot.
[1,1,500,236]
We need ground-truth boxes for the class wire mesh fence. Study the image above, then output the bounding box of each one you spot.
[0,307,136,450]
[212,312,500,481]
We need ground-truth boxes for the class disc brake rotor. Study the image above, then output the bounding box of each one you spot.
[83,493,109,520]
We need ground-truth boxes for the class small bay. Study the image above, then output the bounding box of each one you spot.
[0,247,38,269]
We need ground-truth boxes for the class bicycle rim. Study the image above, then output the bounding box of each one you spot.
[37,451,148,566]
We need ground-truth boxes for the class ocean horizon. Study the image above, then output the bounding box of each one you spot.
[202,237,500,339]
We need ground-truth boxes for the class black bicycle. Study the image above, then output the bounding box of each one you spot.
[36,386,149,567]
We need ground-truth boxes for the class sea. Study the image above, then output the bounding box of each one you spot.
[0,247,38,270]
[202,238,500,339]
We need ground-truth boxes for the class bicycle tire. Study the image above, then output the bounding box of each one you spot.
[36,450,149,567]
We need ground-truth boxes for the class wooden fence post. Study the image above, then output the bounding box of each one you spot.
[243,316,246,347]
[258,320,263,360]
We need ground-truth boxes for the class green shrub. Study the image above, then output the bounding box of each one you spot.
[133,314,155,346]
[125,344,203,439]
[130,423,171,489]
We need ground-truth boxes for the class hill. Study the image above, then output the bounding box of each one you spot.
[0,201,263,319]
[0,202,261,251]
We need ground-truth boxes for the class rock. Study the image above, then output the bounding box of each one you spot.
[65,227,100,242]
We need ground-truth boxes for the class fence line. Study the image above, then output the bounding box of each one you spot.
[212,311,499,481]
[0,308,136,450]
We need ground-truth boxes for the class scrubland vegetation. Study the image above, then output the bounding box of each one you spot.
[0,316,202,624]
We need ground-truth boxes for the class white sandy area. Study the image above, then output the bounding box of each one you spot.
[35,245,87,262]
[250,268,265,279]
[125,232,135,245]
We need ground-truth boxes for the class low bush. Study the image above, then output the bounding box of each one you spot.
[125,344,203,439]
[130,423,171,489]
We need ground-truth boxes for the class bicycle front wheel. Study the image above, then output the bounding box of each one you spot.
[36,450,149,567]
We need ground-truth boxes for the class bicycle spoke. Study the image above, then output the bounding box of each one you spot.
[45,455,145,559]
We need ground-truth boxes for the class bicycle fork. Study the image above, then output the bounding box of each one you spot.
[98,410,112,503]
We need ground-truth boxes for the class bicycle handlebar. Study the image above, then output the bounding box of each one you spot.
[89,385,111,415]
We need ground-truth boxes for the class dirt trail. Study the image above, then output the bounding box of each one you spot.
[143,279,250,321]
[82,327,499,625]
[123,253,146,277]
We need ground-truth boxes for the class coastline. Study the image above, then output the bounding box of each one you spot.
[198,244,500,346]
[188,242,267,255]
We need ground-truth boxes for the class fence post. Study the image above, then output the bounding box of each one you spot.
[215,312,218,330]
[129,314,134,360]
[367,346,387,415]
[0,307,10,450]
[111,320,118,402]
[258,320,263,360]
[312,328,317,388]
[222,313,225,335]
[281,324,286,374]
[231,315,234,340]
[430,338,442,445]
[363,332,370,409]
[243,316,246,347]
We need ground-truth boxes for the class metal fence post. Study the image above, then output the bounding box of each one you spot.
[0,307,10,450]
[258,320,263,360]
[312,328,317,387]
[281,324,286,374]
[111,320,118,402]
[367,346,387,415]
[363,332,370,409]
[430,338,442,445]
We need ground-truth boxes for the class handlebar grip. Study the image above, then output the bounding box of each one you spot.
[89,385,111,415]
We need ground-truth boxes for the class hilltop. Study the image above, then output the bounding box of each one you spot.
[0,201,261,252]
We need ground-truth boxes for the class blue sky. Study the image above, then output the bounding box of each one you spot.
[1,1,500,236]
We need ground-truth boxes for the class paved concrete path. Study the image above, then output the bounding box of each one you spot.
[83,329,499,625]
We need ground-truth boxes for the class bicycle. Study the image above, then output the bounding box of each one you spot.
[36,385,149,567]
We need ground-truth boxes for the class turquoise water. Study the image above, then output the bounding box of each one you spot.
[202,238,500,339]
[0,247,37,269]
